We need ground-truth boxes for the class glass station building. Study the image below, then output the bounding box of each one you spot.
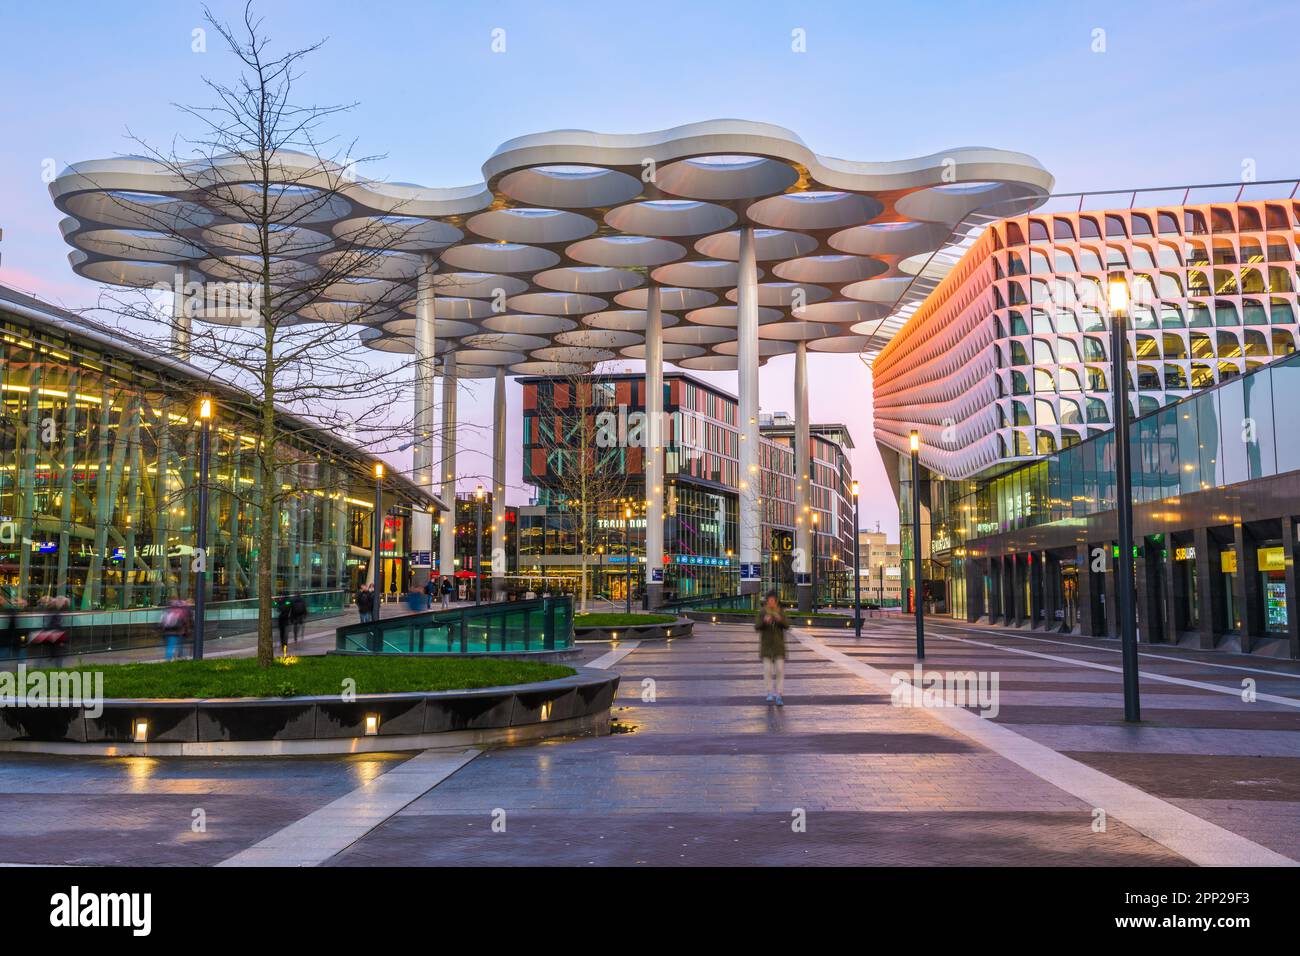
[517,372,855,604]
[873,198,1300,658]
[0,284,439,624]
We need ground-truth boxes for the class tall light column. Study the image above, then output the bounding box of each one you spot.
[439,351,458,586]
[794,340,813,612]
[412,253,437,590]
[173,265,191,361]
[492,366,507,601]
[736,226,761,598]
[1108,273,1141,722]
[644,285,665,608]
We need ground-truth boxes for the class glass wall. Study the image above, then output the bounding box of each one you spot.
[952,351,1300,537]
[0,312,385,611]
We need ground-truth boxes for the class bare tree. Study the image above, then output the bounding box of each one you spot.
[529,369,638,612]
[74,3,450,664]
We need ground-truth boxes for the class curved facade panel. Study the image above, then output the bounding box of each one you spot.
[874,199,1300,481]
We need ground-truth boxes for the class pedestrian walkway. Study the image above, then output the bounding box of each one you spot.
[0,620,1294,866]
[323,620,1297,866]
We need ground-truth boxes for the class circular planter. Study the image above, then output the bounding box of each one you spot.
[0,667,619,757]
[573,616,693,642]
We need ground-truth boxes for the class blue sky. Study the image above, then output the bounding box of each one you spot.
[2,0,1297,534]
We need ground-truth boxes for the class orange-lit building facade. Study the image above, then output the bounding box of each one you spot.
[873,200,1300,658]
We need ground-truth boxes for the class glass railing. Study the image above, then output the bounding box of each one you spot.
[335,595,574,654]
[660,593,758,613]
[0,589,348,659]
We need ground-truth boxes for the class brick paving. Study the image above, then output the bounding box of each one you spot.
[0,617,1296,866]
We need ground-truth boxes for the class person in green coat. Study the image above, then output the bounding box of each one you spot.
[755,590,789,706]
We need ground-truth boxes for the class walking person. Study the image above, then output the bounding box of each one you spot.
[42,596,70,668]
[277,595,292,658]
[423,576,434,610]
[755,590,789,706]
[159,599,187,662]
[439,575,452,610]
[290,593,307,644]
[3,597,26,662]
[355,583,372,623]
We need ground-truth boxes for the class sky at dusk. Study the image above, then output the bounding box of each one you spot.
[2,0,1298,536]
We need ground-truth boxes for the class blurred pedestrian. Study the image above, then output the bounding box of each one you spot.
[277,595,292,657]
[439,576,452,609]
[3,596,26,661]
[159,599,188,662]
[41,596,70,668]
[290,592,307,644]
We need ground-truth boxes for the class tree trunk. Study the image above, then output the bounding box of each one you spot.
[257,268,276,666]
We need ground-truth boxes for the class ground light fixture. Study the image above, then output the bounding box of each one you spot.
[133,719,149,744]
[193,395,214,660]
[1108,272,1141,723]
[909,430,925,660]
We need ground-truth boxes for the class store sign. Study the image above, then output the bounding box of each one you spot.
[673,555,730,567]
[1258,546,1286,572]
[1221,550,1238,574]
[1174,546,1196,561]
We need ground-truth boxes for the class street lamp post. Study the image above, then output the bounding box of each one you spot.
[475,484,485,607]
[910,430,925,659]
[852,480,862,638]
[1109,273,1141,722]
[193,396,213,659]
[597,545,604,600]
[624,504,633,615]
[373,462,384,605]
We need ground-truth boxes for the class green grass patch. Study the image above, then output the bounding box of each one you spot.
[573,613,676,627]
[49,656,575,700]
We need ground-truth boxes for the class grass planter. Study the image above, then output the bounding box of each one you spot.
[0,658,619,756]
[572,613,693,642]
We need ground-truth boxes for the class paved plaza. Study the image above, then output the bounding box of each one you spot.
[0,617,1296,866]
